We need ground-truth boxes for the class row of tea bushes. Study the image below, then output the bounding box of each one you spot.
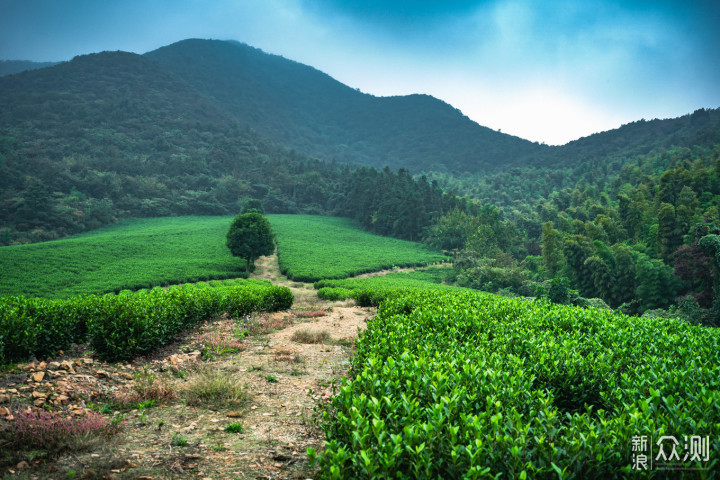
[270,215,447,283]
[314,267,460,304]
[0,279,293,363]
[316,289,720,478]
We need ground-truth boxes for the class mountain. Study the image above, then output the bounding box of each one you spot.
[0,50,353,244]
[553,108,720,165]
[1,38,719,246]
[144,39,547,173]
[0,60,59,77]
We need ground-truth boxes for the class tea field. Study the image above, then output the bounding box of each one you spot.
[271,215,447,282]
[0,217,241,298]
[0,215,445,298]
[316,288,720,478]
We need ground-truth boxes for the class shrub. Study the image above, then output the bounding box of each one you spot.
[0,280,293,364]
[317,287,353,301]
[316,288,720,478]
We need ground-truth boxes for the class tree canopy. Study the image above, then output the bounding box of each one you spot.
[226,212,275,271]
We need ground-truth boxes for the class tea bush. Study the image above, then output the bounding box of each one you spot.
[0,279,293,364]
[317,289,720,478]
[271,215,447,282]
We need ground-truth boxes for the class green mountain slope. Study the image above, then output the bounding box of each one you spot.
[0,51,350,244]
[145,39,547,173]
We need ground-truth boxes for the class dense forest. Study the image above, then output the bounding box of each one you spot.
[2,38,720,323]
[426,145,720,325]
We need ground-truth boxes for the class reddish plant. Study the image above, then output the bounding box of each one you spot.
[3,409,122,452]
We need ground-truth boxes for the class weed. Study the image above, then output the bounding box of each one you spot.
[291,328,331,344]
[101,373,175,410]
[265,375,278,383]
[139,408,148,426]
[213,442,226,451]
[248,364,264,372]
[184,367,248,408]
[292,309,328,319]
[193,327,249,356]
[238,313,294,336]
[170,433,188,447]
[224,422,244,434]
[1,409,122,453]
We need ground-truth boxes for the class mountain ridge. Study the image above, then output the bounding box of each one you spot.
[144,38,547,173]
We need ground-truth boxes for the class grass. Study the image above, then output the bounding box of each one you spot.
[0,215,446,298]
[184,367,248,408]
[291,328,332,344]
[271,215,447,282]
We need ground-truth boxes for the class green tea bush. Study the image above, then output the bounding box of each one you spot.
[0,280,293,364]
[317,289,720,478]
[271,215,446,282]
[316,287,353,301]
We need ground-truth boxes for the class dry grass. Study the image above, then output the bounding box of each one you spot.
[291,328,332,344]
[183,366,249,408]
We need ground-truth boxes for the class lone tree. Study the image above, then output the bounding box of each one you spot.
[226,212,275,272]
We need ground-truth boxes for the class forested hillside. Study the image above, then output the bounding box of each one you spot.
[144,39,546,173]
[0,51,459,244]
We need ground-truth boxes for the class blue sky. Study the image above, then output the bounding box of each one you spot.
[1,0,719,145]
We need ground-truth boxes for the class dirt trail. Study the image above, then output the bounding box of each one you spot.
[0,254,373,479]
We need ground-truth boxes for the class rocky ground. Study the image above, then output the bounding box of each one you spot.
[0,254,373,480]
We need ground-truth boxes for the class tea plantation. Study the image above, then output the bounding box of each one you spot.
[316,288,720,478]
[0,215,446,298]
[270,215,447,282]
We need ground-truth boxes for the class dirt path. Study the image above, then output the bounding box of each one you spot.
[0,254,373,479]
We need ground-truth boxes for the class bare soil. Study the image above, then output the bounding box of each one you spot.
[0,253,373,480]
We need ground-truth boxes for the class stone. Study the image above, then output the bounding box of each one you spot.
[82,358,94,365]
[38,361,47,369]
[226,411,244,418]
[31,391,47,399]
[0,406,10,416]
[0,394,10,404]
[31,371,45,382]
[48,361,61,369]
[96,370,111,379]
[60,360,73,371]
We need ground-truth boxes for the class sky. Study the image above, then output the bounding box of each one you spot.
[1,0,719,145]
